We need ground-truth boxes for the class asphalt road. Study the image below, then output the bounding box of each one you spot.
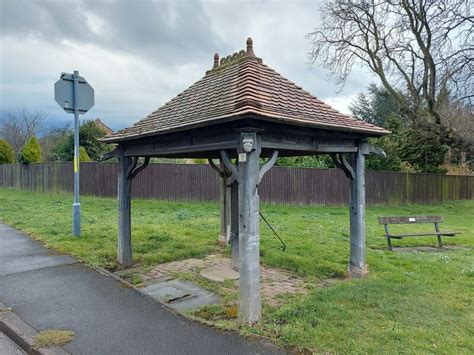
[0,223,283,355]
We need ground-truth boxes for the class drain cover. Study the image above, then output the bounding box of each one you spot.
[141,279,219,311]
[142,284,191,303]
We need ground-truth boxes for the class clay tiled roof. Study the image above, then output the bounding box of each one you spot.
[103,38,388,142]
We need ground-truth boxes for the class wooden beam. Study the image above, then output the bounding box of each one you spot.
[98,149,117,161]
[117,148,133,266]
[262,141,358,153]
[360,143,386,157]
[118,119,366,159]
[125,141,238,157]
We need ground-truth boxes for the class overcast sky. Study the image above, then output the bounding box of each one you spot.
[0,0,376,131]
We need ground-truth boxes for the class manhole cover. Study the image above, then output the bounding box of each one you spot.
[200,265,239,282]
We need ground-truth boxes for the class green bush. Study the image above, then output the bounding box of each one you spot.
[276,155,334,168]
[52,120,112,161]
[79,146,92,162]
[0,139,15,164]
[20,136,42,164]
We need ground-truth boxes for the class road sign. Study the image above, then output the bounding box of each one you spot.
[54,71,94,237]
[54,73,94,114]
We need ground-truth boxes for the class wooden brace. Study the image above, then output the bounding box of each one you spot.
[220,150,278,183]
[331,153,355,180]
[220,150,239,181]
[127,157,150,180]
[208,158,232,178]
[259,150,278,183]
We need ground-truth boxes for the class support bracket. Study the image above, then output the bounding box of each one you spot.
[220,150,239,182]
[360,143,386,157]
[331,153,355,180]
[221,149,279,184]
[208,158,232,178]
[98,149,117,161]
[127,157,150,180]
[208,158,223,178]
[259,150,278,183]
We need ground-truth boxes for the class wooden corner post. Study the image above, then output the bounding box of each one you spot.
[220,135,277,323]
[230,180,239,270]
[218,161,228,245]
[348,144,368,277]
[208,159,232,246]
[238,131,262,323]
[117,147,133,266]
[224,165,232,244]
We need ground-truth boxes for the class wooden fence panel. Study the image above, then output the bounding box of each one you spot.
[0,163,472,206]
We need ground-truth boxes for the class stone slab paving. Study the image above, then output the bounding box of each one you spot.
[0,332,26,355]
[140,254,308,305]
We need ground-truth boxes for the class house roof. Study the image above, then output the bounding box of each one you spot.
[103,38,388,143]
[94,118,113,136]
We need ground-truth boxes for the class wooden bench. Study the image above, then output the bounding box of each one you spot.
[378,215,460,250]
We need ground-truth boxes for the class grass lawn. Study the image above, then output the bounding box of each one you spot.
[0,188,473,353]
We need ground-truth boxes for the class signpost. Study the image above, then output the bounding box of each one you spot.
[54,71,94,236]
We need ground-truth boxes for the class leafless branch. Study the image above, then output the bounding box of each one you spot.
[308,0,473,122]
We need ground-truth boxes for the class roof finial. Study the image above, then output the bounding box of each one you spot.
[246,37,255,57]
[213,53,220,69]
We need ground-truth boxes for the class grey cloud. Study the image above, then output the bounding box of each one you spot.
[83,0,223,63]
[0,0,375,129]
[0,0,94,42]
[0,0,222,65]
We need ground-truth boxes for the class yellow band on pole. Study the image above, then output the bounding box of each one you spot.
[74,157,79,173]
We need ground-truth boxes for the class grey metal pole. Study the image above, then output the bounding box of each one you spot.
[72,70,80,236]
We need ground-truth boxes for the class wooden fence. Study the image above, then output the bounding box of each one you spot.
[0,163,472,205]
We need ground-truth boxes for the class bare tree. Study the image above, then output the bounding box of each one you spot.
[438,93,474,165]
[0,107,47,157]
[39,121,71,162]
[308,0,473,129]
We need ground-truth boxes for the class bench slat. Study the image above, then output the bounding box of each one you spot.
[378,215,443,224]
[386,232,459,238]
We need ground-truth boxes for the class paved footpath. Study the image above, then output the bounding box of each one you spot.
[0,223,283,355]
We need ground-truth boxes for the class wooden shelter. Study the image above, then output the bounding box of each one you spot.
[102,38,388,323]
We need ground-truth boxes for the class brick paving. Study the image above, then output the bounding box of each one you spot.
[141,254,307,305]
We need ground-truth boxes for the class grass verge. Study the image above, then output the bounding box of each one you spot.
[1,188,473,353]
